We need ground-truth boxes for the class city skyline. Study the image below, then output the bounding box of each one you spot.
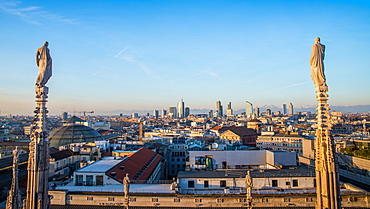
[1,0,370,115]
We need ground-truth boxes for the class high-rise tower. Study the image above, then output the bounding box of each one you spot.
[288,103,294,115]
[282,104,287,115]
[168,107,177,118]
[226,102,233,117]
[245,101,253,118]
[177,97,185,118]
[216,101,223,117]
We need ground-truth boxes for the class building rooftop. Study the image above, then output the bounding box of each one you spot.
[77,157,126,173]
[55,183,172,193]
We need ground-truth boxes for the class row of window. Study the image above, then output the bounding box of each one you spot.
[83,197,315,203]
[188,179,299,188]
[75,175,104,186]
[171,164,186,168]
[171,151,186,157]
[171,158,186,162]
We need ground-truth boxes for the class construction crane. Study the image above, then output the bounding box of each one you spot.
[78,111,94,120]
[121,118,143,142]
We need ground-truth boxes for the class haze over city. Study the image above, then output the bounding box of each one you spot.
[1,0,369,115]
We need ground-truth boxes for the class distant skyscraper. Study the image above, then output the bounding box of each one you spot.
[282,104,287,115]
[131,113,139,118]
[216,101,223,117]
[266,109,272,116]
[254,107,260,117]
[226,102,233,116]
[161,109,167,118]
[62,112,68,121]
[177,97,185,118]
[168,107,177,118]
[208,110,213,118]
[245,101,253,118]
[153,109,159,118]
[185,107,190,117]
[288,103,294,115]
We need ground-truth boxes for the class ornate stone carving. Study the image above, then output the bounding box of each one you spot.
[6,147,22,209]
[311,39,340,209]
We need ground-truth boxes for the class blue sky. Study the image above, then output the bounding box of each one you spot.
[0,0,369,115]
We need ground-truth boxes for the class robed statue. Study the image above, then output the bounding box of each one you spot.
[245,171,252,193]
[36,41,52,87]
[123,173,130,198]
[310,37,326,88]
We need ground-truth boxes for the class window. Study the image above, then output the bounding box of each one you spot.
[96,175,103,186]
[67,196,73,200]
[188,180,195,188]
[272,180,278,187]
[216,199,224,203]
[174,198,180,202]
[194,199,202,203]
[220,180,226,187]
[222,161,227,169]
[293,179,298,187]
[286,181,290,186]
[239,199,247,203]
[262,198,268,203]
[349,197,358,202]
[204,180,209,188]
[86,175,93,186]
[76,175,83,186]
[130,197,136,202]
[284,198,290,202]
[87,197,93,201]
[305,197,313,202]
[152,198,158,202]
[108,197,114,201]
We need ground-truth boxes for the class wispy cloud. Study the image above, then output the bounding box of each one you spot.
[114,46,130,58]
[199,70,220,80]
[113,46,155,76]
[0,1,78,24]
[264,81,310,94]
[114,46,138,62]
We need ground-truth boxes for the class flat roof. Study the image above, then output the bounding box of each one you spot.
[55,184,172,193]
[77,157,126,173]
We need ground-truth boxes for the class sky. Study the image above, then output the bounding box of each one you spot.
[0,0,370,116]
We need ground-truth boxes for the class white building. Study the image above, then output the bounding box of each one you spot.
[177,168,315,194]
[74,157,125,186]
[188,150,297,171]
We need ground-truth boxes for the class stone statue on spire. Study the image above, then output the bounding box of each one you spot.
[310,37,327,91]
[36,41,52,87]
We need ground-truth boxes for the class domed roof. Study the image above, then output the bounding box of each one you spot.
[49,117,103,148]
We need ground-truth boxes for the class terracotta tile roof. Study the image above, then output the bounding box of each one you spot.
[106,147,162,182]
[49,149,73,161]
[222,126,257,136]
[101,152,112,157]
